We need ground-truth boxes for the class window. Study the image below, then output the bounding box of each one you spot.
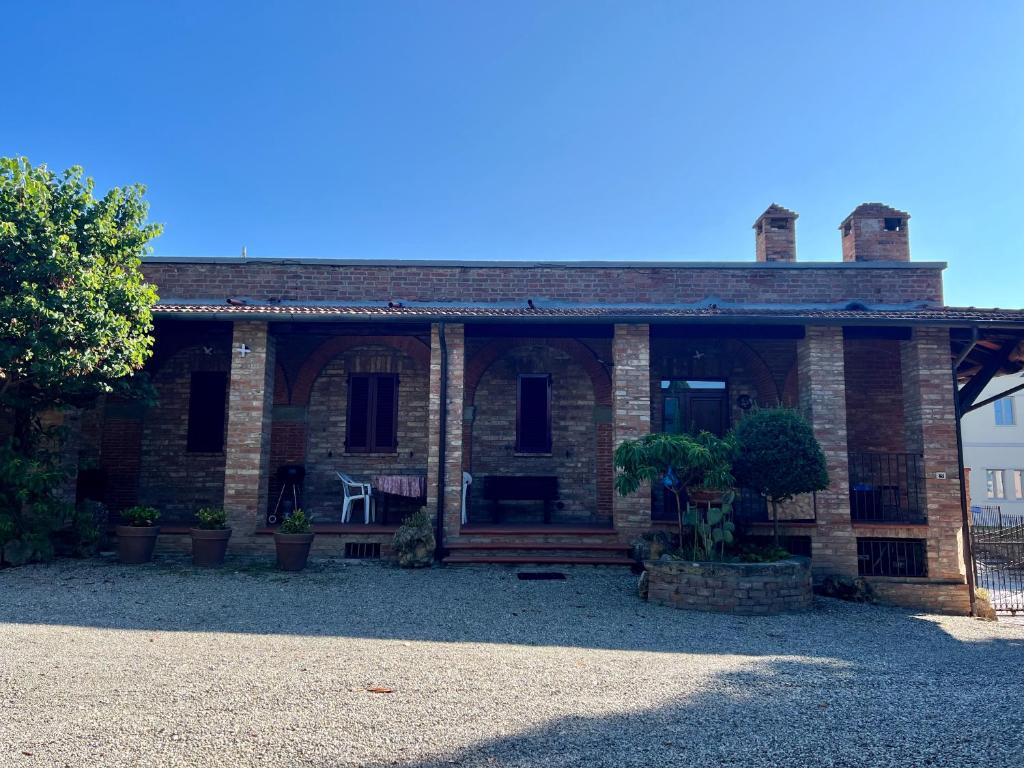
[1014,470,1024,499]
[346,374,398,453]
[768,217,789,230]
[994,396,1015,425]
[883,217,903,232]
[186,371,228,452]
[857,538,927,578]
[516,374,551,453]
[986,469,1006,499]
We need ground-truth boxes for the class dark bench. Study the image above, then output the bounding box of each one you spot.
[481,475,559,524]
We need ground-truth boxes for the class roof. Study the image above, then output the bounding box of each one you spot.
[142,256,943,270]
[752,203,799,227]
[152,299,1024,327]
[840,202,911,224]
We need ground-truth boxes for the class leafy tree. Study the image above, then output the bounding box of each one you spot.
[731,407,829,546]
[614,431,735,555]
[0,157,160,562]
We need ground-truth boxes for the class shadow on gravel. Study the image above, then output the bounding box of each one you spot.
[372,645,1024,768]
[2,556,1021,656]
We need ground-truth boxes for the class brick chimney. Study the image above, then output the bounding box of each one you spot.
[840,203,911,262]
[753,204,798,262]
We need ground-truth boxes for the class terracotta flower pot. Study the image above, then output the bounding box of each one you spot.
[687,488,725,505]
[116,525,160,564]
[190,528,232,567]
[274,532,314,571]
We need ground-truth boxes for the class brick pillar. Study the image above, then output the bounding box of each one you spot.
[223,321,275,543]
[426,323,465,544]
[612,324,652,540]
[798,326,857,577]
[901,327,966,582]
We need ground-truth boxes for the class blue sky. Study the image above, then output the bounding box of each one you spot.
[3,2,1022,307]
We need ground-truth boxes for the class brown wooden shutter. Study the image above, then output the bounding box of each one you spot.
[373,374,398,451]
[186,371,228,452]
[347,375,370,451]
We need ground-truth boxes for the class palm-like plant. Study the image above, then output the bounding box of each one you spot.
[614,431,736,556]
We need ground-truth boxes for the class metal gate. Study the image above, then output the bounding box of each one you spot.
[972,516,1024,614]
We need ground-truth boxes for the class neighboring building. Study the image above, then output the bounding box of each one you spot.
[66,202,1024,614]
[962,376,1024,520]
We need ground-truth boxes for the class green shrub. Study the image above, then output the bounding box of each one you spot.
[732,407,828,545]
[393,508,435,568]
[196,507,228,530]
[0,440,68,566]
[280,509,311,534]
[614,431,736,556]
[122,505,159,527]
[737,543,792,563]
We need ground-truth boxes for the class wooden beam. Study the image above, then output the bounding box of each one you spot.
[964,378,1024,414]
[958,341,1016,412]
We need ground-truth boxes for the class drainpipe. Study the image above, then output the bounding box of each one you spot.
[951,359,978,617]
[434,322,448,561]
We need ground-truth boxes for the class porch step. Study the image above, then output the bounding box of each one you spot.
[447,542,630,553]
[443,554,636,566]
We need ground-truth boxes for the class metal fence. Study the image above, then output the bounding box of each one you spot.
[972,522,1024,614]
[848,452,926,524]
[971,505,1024,529]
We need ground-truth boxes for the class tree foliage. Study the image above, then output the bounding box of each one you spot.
[0,156,161,418]
[0,157,160,564]
[731,407,829,544]
[614,431,736,554]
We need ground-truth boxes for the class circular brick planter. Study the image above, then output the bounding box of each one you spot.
[644,557,812,615]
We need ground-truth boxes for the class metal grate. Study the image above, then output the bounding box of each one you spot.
[517,572,566,581]
[972,523,1024,614]
[857,538,927,578]
[344,542,381,559]
[848,452,926,524]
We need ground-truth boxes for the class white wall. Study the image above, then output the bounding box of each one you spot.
[961,373,1024,516]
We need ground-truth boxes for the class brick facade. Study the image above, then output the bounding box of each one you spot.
[143,260,943,305]
[222,322,275,541]
[612,324,652,540]
[138,344,231,520]
[304,344,429,522]
[60,251,985,613]
[798,327,858,577]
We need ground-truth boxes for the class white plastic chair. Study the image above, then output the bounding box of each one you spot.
[461,471,473,525]
[336,472,374,523]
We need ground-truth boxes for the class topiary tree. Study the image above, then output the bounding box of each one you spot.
[731,407,828,546]
[0,157,160,562]
[614,431,735,556]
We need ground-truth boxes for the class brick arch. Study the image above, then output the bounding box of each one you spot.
[290,335,430,406]
[728,340,783,406]
[465,337,612,408]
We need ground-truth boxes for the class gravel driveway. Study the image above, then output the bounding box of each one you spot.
[2,555,1023,767]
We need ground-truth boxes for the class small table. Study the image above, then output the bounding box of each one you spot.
[370,474,427,525]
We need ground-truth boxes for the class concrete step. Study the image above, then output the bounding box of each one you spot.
[447,542,631,553]
[442,554,636,566]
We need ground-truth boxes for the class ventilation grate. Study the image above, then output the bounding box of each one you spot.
[344,542,381,560]
[517,572,566,581]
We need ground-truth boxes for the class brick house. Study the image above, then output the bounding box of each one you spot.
[72,202,1024,614]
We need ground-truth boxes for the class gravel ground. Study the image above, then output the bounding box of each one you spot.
[2,555,1023,768]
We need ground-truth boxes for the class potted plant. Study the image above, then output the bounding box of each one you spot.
[614,431,736,559]
[392,508,435,567]
[732,407,829,545]
[274,509,314,571]
[191,507,231,567]
[116,505,160,564]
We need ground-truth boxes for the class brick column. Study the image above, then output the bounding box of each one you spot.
[901,327,966,582]
[612,324,652,540]
[798,326,857,577]
[223,321,275,543]
[426,323,465,544]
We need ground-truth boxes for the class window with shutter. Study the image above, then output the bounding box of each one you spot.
[347,373,399,453]
[516,374,551,453]
[186,371,228,452]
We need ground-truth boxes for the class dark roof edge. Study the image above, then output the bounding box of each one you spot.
[142,256,947,270]
[151,309,1022,329]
